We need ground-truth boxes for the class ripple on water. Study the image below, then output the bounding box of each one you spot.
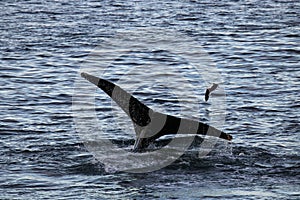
[0,0,300,199]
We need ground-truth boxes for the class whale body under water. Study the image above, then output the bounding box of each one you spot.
[81,72,232,152]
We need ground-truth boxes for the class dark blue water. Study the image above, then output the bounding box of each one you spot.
[1,0,299,199]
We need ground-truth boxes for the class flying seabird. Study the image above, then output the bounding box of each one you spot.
[205,83,218,101]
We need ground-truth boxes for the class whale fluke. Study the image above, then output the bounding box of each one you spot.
[81,72,232,152]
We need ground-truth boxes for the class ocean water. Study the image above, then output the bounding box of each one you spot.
[0,0,299,199]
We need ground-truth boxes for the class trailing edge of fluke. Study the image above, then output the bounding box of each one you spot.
[81,72,232,152]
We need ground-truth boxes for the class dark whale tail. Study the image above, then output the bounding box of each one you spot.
[81,72,232,151]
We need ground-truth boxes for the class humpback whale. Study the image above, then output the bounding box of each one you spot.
[81,72,232,152]
[205,83,218,101]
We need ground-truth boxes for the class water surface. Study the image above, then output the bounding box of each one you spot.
[0,0,299,199]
